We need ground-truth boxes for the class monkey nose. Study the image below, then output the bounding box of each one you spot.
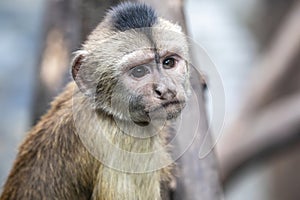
[154,84,177,100]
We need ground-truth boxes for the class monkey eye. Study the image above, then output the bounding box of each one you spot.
[162,57,176,69]
[131,66,149,78]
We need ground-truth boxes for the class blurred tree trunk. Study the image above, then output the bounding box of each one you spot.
[31,0,81,124]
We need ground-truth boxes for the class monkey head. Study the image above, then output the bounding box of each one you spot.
[71,3,191,126]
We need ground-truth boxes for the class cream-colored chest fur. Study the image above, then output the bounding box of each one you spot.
[93,167,162,200]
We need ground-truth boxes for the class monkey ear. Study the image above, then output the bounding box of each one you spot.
[71,50,89,80]
[71,50,94,96]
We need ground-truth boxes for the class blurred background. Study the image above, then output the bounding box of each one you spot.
[1,0,300,199]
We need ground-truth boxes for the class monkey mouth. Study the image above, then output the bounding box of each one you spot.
[148,100,186,120]
[128,99,186,125]
[150,100,185,112]
[162,100,184,108]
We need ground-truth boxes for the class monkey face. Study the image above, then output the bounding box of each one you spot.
[111,49,190,125]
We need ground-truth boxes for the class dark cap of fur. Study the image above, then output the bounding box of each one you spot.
[108,2,157,31]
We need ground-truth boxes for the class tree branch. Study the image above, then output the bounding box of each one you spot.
[217,0,300,185]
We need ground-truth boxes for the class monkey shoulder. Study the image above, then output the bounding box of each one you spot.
[0,82,97,199]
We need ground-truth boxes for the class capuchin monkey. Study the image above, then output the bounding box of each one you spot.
[0,2,190,200]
